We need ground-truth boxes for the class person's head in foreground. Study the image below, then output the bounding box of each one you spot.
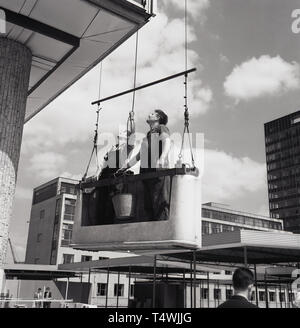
[232,267,254,299]
[146,109,168,128]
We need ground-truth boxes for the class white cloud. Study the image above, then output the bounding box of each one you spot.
[29,152,66,180]
[59,172,83,181]
[224,55,300,101]
[202,149,266,202]
[161,0,210,20]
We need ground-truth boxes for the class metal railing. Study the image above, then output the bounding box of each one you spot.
[127,0,155,15]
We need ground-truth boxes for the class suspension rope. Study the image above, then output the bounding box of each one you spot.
[82,62,103,180]
[178,0,195,169]
[127,31,139,148]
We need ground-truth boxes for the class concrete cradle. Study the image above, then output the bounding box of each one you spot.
[71,168,202,254]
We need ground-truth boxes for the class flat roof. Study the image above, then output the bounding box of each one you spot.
[4,264,79,280]
[168,230,300,265]
[1,0,154,122]
[202,204,283,223]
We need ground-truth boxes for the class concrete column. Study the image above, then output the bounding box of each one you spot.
[0,38,32,267]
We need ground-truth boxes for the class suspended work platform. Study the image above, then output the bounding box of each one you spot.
[71,167,202,253]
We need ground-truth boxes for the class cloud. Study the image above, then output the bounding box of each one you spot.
[202,149,266,202]
[29,152,66,180]
[161,0,210,20]
[224,55,300,101]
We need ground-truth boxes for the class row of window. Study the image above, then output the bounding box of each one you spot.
[62,254,109,264]
[202,209,282,230]
[97,283,134,298]
[265,123,300,145]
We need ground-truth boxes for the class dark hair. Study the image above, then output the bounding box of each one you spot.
[155,109,168,125]
[232,268,254,291]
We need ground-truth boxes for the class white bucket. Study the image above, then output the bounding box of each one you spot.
[112,193,136,219]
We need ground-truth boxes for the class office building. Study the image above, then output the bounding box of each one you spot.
[265,110,300,233]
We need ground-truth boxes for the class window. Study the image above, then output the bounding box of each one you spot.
[64,198,76,221]
[226,289,233,300]
[279,292,285,302]
[81,255,92,262]
[222,225,234,233]
[61,223,73,246]
[269,291,275,302]
[259,291,265,302]
[114,284,124,297]
[99,257,109,261]
[211,223,222,234]
[97,283,107,296]
[40,210,45,220]
[37,233,42,243]
[225,270,232,275]
[201,288,208,299]
[60,183,76,195]
[63,254,74,264]
[214,289,221,300]
[202,221,210,235]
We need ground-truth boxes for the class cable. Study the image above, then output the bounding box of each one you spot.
[127,31,139,149]
[82,63,103,180]
[178,0,196,169]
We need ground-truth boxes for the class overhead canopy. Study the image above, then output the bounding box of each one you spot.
[167,230,300,265]
[58,255,222,275]
[0,0,154,121]
[4,264,78,280]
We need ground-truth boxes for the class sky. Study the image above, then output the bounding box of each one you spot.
[8,0,300,260]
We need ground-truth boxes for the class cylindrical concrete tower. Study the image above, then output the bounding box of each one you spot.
[0,38,32,267]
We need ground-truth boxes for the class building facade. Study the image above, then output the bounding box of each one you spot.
[265,110,300,233]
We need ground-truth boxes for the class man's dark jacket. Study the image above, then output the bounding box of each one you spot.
[218,295,258,308]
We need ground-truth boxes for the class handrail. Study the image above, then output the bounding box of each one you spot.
[79,167,199,190]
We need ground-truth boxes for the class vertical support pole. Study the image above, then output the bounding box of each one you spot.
[285,284,288,308]
[127,266,131,307]
[243,247,248,267]
[264,273,269,309]
[0,39,32,269]
[65,277,69,302]
[105,267,110,309]
[190,256,193,308]
[199,279,202,308]
[152,255,157,308]
[183,269,186,308]
[193,251,196,308]
[254,264,259,307]
[279,278,282,309]
[116,271,120,308]
[207,272,210,308]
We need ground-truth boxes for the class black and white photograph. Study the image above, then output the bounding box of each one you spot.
[1,0,300,317]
